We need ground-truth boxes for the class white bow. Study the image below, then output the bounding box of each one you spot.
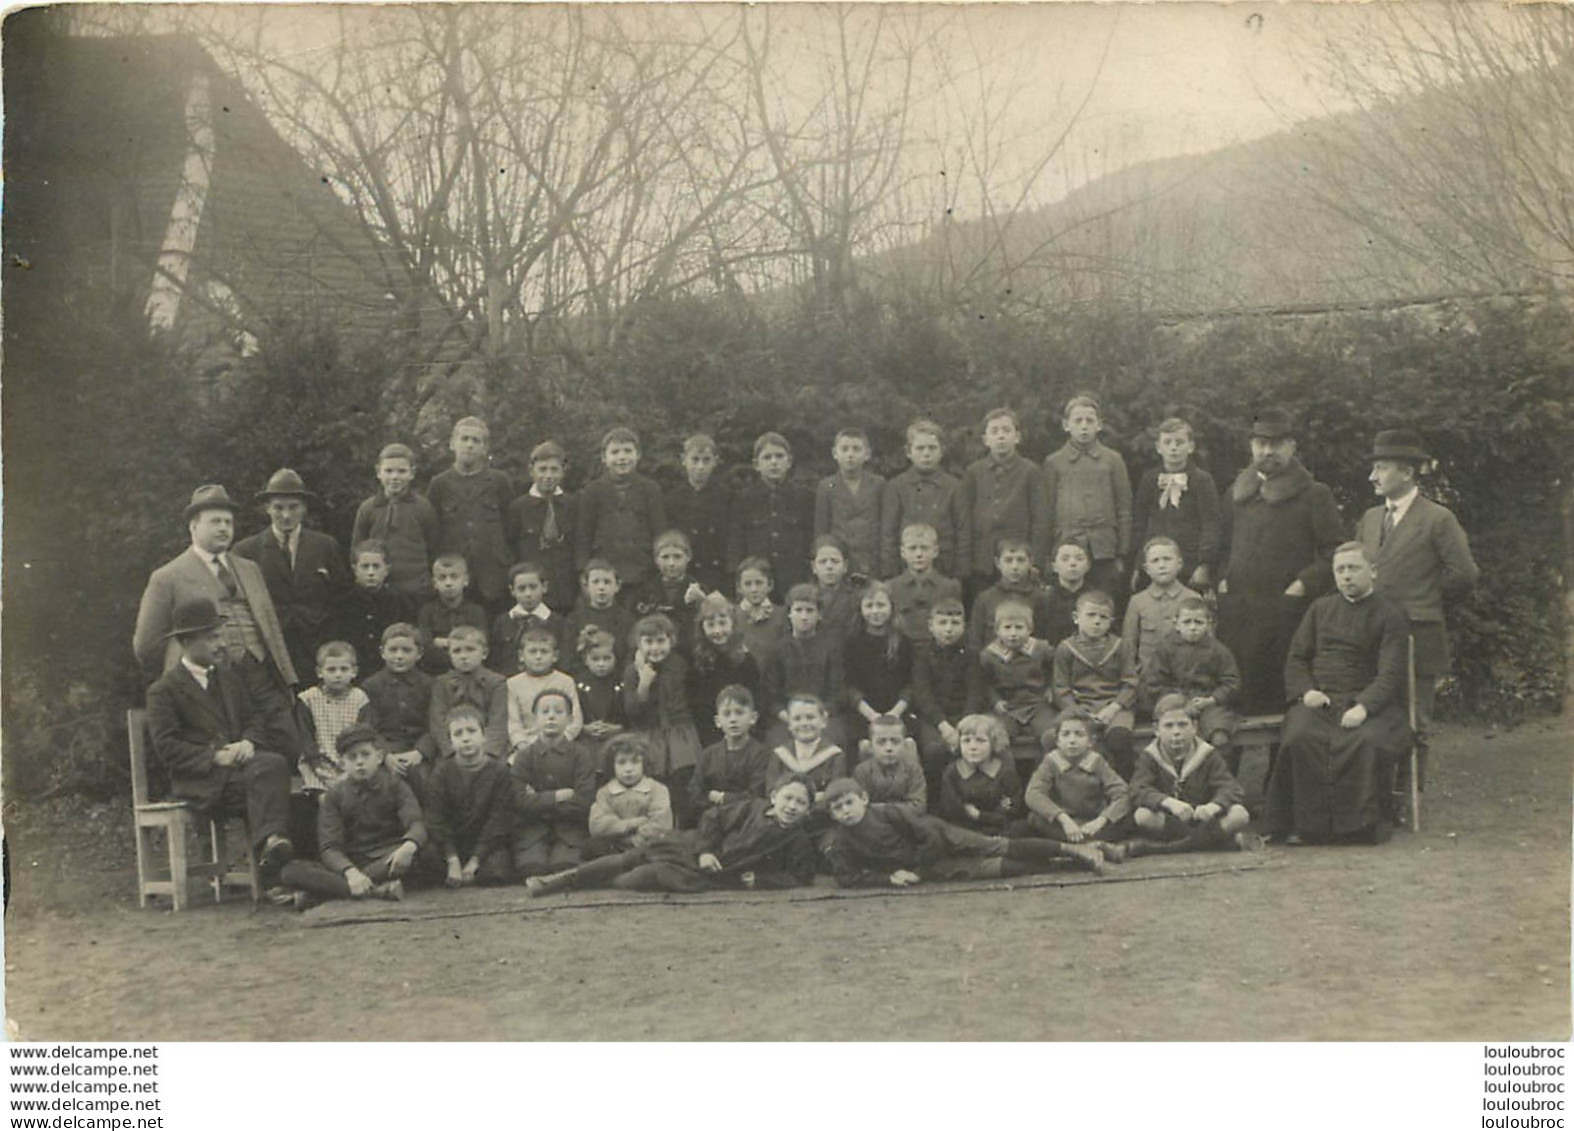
[1157,472,1188,510]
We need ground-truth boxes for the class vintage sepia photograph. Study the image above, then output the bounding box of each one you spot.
[2,0,1569,1057]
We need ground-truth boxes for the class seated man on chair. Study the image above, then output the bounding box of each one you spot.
[1266,542,1411,845]
[145,597,296,888]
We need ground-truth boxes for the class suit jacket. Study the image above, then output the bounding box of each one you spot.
[233,527,350,679]
[145,663,271,808]
[133,547,298,686]
[1356,494,1479,625]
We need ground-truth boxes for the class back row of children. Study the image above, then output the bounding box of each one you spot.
[349,395,1216,617]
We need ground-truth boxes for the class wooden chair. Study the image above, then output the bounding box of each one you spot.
[128,708,261,910]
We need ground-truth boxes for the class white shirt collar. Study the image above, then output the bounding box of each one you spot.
[1386,487,1419,525]
[181,656,212,689]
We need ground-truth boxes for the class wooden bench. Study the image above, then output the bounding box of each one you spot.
[128,708,261,910]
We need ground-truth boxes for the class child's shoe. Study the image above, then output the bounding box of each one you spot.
[1233,831,1265,853]
[292,890,319,913]
[525,869,576,897]
[1097,842,1128,863]
[370,879,405,901]
[1061,843,1104,874]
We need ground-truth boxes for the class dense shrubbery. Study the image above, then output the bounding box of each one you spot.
[4,289,1568,801]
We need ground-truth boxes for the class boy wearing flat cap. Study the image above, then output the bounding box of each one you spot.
[1356,429,1480,753]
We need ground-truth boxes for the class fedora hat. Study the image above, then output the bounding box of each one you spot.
[1370,429,1431,463]
[1249,408,1295,440]
[254,468,320,504]
[183,484,239,521]
[165,596,226,638]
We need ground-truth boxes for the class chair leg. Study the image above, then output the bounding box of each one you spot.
[207,819,226,904]
[134,825,154,909]
[243,821,262,901]
[1408,748,1421,833]
[167,813,191,913]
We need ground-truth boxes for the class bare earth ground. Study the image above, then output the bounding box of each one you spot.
[3,718,1568,1041]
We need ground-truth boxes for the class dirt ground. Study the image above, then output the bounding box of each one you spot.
[3,717,1568,1041]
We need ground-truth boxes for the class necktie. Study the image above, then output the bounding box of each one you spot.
[542,496,560,546]
[213,555,238,598]
[1381,506,1396,546]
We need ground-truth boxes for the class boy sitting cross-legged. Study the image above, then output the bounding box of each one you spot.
[824,778,1101,889]
[1022,713,1131,863]
[688,685,772,821]
[584,733,675,858]
[1127,694,1254,856]
[281,723,426,909]
[853,714,928,814]
[938,713,1024,834]
[510,688,597,878]
[422,706,514,887]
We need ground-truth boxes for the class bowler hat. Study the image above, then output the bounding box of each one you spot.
[166,596,226,638]
[1370,429,1431,464]
[254,468,320,505]
[1249,408,1295,440]
[183,484,239,521]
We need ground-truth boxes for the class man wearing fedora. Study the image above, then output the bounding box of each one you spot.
[145,596,297,879]
[133,484,302,757]
[1217,408,1346,713]
[233,469,351,682]
[1356,429,1480,755]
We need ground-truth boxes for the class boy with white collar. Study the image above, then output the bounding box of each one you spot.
[508,440,577,614]
[1128,694,1252,855]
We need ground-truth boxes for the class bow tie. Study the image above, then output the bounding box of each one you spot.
[511,606,549,621]
[1157,472,1189,510]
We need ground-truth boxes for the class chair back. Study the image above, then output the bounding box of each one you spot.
[127,708,152,808]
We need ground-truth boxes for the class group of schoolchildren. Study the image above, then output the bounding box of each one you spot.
[208,397,1269,907]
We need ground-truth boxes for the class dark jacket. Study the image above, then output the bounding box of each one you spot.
[232,526,351,682]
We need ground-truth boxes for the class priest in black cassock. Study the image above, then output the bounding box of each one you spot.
[1266,542,1412,844]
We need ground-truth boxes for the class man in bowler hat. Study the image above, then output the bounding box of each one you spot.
[1217,408,1345,713]
[1356,429,1479,755]
[133,484,303,757]
[145,596,296,880]
[233,468,350,682]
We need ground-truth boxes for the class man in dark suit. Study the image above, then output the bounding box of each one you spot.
[145,597,295,878]
[134,484,303,757]
[233,469,351,682]
[1356,429,1480,752]
[1217,408,1346,713]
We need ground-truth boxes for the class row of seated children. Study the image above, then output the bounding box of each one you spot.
[348,396,1217,631]
[301,532,1246,835]
[281,685,1252,907]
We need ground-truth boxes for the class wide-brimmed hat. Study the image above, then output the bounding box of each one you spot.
[183,484,239,521]
[1370,429,1431,464]
[1249,408,1296,440]
[166,596,226,638]
[254,468,319,505]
